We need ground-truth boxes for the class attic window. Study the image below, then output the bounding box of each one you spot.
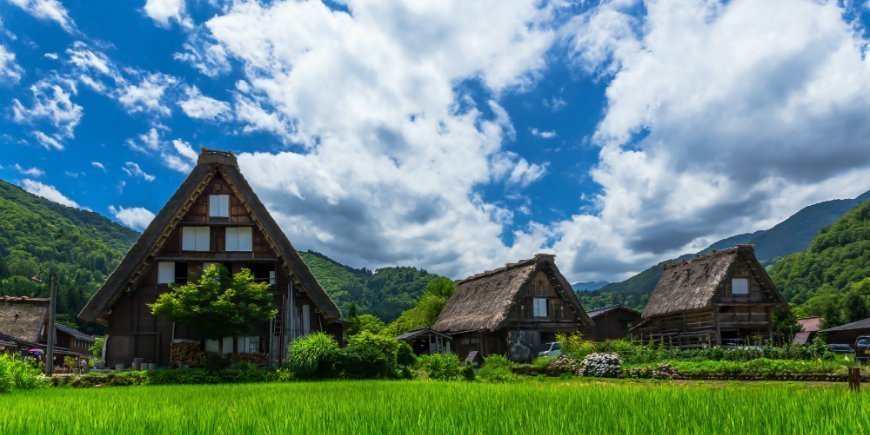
[732,278,749,295]
[209,194,229,218]
[533,298,549,317]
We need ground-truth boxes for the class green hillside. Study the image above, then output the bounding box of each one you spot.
[0,180,139,331]
[298,251,446,322]
[581,190,869,311]
[768,201,870,327]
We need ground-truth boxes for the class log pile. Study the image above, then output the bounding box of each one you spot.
[226,352,269,366]
[171,342,207,366]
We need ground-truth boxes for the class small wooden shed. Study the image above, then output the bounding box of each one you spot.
[396,328,452,355]
[583,305,641,341]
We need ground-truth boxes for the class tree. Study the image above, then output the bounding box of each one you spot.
[348,314,386,336]
[386,293,450,335]
[149,265,277,354]
[844,278,870,323]
[423,277,456,298]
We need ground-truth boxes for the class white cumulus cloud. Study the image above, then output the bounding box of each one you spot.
[178,86,231,121]
[143,0,192,29]
[7,0,74,33]
[21,179,82,209]
[0,45,24,84]
[109,205,156,231]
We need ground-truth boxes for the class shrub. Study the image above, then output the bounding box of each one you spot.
[549,355,581,374]
[624,363,681,379]
[336,332,400,379]
[460,365,475,381]
[204,353,231,372]
[531,356,553,372]
[477,354,515,382]
[415,353,461,381]
[557,333,597,360]
[287,332,340,378]
[482,354,512,370]
[0,354,46,392]
[579,353,622,378]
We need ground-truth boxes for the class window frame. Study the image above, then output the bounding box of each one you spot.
[182,227,210,252]
[157,261,175,284]
[225,227,253,252]
[209,194,230,218]
[731,277,750,295]
[532,297,549,318]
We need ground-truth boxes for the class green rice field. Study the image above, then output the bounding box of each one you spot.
[1,380,866,434]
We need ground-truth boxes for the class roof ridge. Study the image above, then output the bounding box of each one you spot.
[662,244,753,270]
[0,296,50,302]
[457,253,553,284]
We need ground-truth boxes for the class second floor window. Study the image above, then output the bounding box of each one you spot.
[209,194,229,218]
[157,261,175,284]
[226,227,253,251]
[182,227,210,251]
[533,298,549,318]
[731,278,750,295]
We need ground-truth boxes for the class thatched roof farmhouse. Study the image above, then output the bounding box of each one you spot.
[433,254,592,361]
[634,245,787,347]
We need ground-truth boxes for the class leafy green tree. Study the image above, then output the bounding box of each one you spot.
[387,293,450,335]
[348,314,386,336]
[844,278,869,323]
[149,265,277,353]
[424,277,456,298]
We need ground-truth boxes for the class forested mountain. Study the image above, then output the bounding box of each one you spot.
[297,251,446,322]
[580,190,870,311]
[0,180,138,332]
[571,281,609,291]
[768,201,869,327]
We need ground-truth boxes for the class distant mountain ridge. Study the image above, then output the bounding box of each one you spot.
[580,189,870,311]
[571,281,610,291]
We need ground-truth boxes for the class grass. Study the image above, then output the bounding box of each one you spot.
[1,380,867,434]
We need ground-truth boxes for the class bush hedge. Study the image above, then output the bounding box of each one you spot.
[287,332,341,378]
[0,355,46,393]
[415,353,463,381]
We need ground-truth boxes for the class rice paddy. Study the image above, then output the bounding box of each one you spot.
[1,380,866,434]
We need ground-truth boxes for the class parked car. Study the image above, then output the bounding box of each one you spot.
[538,342,561,358]
[826,344,854,354]
[856,336,870,361]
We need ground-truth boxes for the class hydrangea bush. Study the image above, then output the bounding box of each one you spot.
[549,355,582,374]
[625,363,681,380]
[579,353,622,378]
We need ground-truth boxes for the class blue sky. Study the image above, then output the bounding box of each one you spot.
[1,0,868,282]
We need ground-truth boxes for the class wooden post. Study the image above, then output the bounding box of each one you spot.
[848,367,861,391]
[46,273,57,375]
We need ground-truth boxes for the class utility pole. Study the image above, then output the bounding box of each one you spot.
[46,273,57,375]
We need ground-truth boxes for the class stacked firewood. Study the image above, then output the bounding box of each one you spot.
[225,352,269,365]
[171,342,207,366]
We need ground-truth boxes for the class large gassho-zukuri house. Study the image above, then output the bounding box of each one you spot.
[633,245,788,347]
[79,149,342,368]
[432,254,593,362]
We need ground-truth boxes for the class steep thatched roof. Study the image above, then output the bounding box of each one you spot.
[642,245,786,318]
[432,254,592,333]
[79,149,341,325]
[0,296,48,343]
